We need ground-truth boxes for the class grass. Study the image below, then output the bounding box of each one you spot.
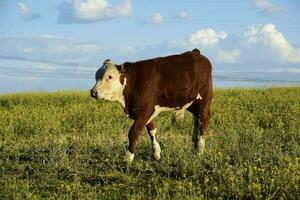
[0,87,299,199]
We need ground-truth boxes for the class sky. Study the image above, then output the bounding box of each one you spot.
[0,0,300,93]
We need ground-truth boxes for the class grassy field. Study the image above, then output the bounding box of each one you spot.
[0,87,299,199]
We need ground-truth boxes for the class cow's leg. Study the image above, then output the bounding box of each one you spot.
[124,109,153,163]
[198,80,212,154]
[188,101,202,152]
[198,106,210,154]
[191,101,211,154]
[189,91,212,153]
[192,113,201,151]
[146,121,161,161]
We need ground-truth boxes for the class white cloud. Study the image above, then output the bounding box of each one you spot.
[169,28,240,63]
[254,0,283,14]
[57,0,132,23]
[171,24,300,64]
[33,63,56,73]
[188,29,228,47]
[18,2,41,21]
[1,23,299,68]
[149,12,164,25]
[177,11,189,20]
[244,23,300,63]
[74,0,132,20]
[22,47,35,53]
[40,34,57,39]
[0,35,140,65]
[32,35,105,55]
[287,68,300,73]
[270,68,300,74]
[18,2,30,16]
[217,49,241,63]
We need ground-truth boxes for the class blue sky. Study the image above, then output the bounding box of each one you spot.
[0,0,299,93]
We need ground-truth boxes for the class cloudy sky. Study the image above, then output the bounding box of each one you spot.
[0,0,299,92]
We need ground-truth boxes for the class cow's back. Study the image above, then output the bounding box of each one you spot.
[125,49,212,108]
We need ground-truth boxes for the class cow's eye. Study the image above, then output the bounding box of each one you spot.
[108,75,113,79]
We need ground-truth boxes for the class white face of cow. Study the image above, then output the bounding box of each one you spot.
[90,59,126,106]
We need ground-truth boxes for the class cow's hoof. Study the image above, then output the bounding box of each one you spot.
[199,136,205,155]
[199,146,205,155]
[193,144,205,155]
[193,146,205,155]
[153,141,161,161]
[123,151,134,163]
[154,153,161,161]
[193,142,199,151]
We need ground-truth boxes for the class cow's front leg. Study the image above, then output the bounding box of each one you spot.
[124,109,153,163]
[146,121,161,161]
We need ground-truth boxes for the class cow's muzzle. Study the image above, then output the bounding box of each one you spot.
[90,89,98,98]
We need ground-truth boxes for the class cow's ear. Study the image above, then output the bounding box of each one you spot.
[116,62,131,73]
[103,59,112,69]
[123,62,131,71]
[116,64,122,71]
[104,58,111,64]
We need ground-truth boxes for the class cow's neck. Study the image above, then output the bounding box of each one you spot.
[114,74,127,108]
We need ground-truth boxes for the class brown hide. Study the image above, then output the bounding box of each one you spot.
[118,48,212,120]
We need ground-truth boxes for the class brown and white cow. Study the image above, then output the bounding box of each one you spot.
[90,49,212,163]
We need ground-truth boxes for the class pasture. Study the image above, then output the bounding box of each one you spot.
[0,87,299,199]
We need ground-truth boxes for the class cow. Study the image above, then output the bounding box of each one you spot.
[90,49,212,163]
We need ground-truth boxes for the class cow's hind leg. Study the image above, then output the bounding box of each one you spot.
[198,102,212,154]
[192,112,201,151]
[146,121,161,160]
[189,101,205,153]
[197,79,213,154]
[189,91,212,153]
[190,101,211,154]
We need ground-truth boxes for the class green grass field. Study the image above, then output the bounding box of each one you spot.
[0,87,299,199]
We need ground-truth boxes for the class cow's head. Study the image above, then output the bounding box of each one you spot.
[90,59,126,102]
